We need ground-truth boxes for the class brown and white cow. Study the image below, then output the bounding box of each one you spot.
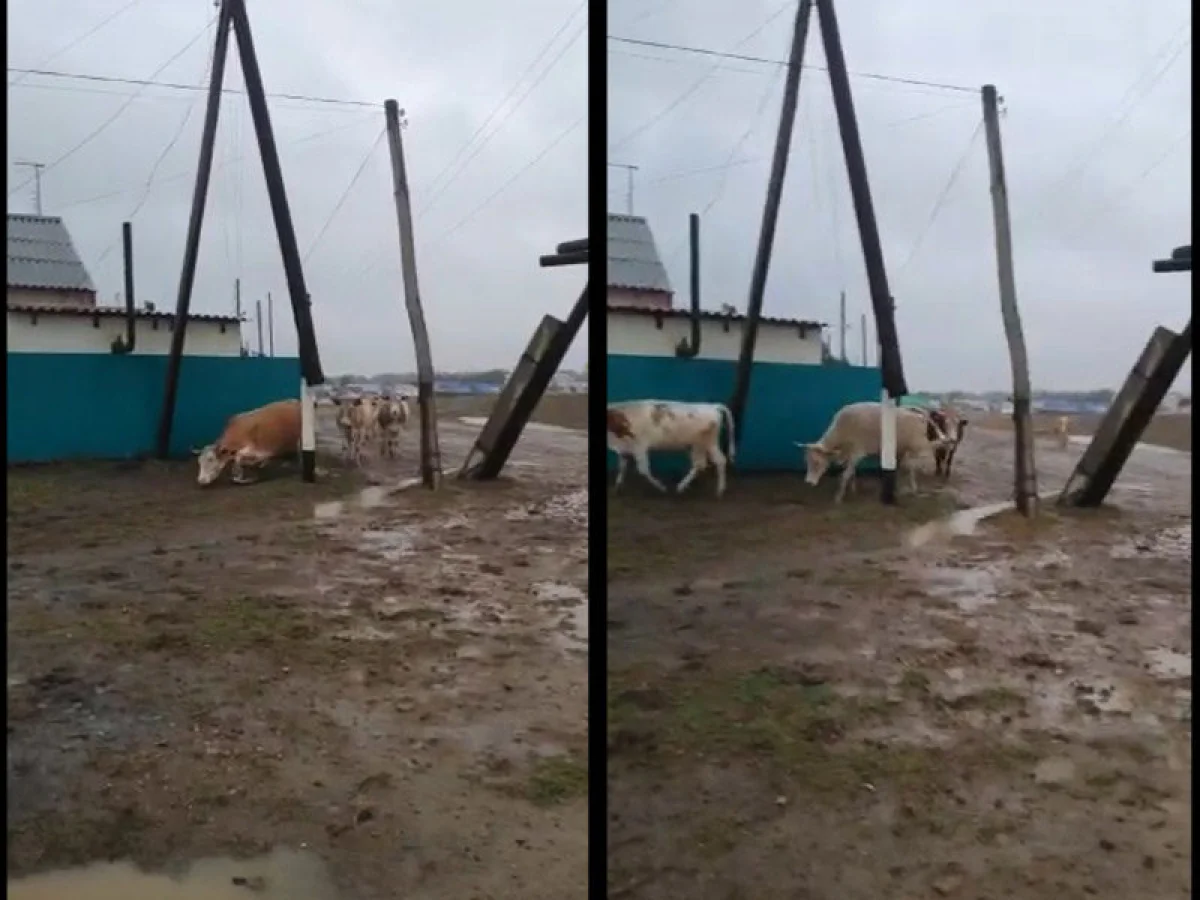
[796,401,954,502]
[194,399,301,486]
[376,395,410,459]
[925,406,969,479]
[606,400,736,498]
[334,397,380,464]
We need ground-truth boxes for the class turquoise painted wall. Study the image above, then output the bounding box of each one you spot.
[7,353,301,462]
[606,354,883,474]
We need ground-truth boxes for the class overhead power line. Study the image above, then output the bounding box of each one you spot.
[7,66,378,109]
[7,0,149,88]
[607,34,980,95]
[417,0,585,213]
[7,18,217,200]
[303,126,388,263]
[608,1,795,153]
[894,117,985,278]
[417,17,587,220]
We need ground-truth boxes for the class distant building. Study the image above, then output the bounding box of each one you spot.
[6,213,242,356]
[608,305,825,366]
[607,214,673,310]
[7,213,98,308]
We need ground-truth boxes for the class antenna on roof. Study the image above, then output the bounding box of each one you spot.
[13,161,45,215]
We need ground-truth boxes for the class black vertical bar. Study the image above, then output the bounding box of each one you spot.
[121,221,136,352]
[155,1,233,458]
[728,0,814,442]
[227,0,323,386]
[815,0,909,505]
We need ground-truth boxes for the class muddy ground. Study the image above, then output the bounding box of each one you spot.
[7,393,589,899]
[608,427,1191,899]
[976,410,1192,453]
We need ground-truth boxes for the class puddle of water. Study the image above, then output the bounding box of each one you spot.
[1147,648,1191,680]
[533,582,586,604]
[922,564,1002,612]
[458,416,580,435]
[357,526,419,562]
[313,501,344,521]
[7,848,339,899]
[906,491,1061,549]
[504,489,588,527]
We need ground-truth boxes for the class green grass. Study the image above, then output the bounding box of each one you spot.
[525,753,588,806]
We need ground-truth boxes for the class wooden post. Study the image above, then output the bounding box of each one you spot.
[728,0,815,441]
[256,298,264,355]
[155,0,233,459]
[384,99,440,489]
[267,291,275,356]
[860,312,867,366]
[981,84,1037,516]
[838,290,846,361]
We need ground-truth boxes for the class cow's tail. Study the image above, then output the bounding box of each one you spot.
[716,404,737,463]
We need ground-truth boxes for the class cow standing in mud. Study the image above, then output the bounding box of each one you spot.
[335,398,378,465]
[194,399,301,486]
[925,407,969,479]
[797,401,954,503]
[376,396,410,459]
[607,400,736,498]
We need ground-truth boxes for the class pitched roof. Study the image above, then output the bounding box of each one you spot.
[608,303,825,332]
[607,213,673,295]
[7,214,97,293]
[7,303,240,324]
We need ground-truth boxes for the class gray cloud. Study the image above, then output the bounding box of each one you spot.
[608,0,1191,392]
[9,0,588,375]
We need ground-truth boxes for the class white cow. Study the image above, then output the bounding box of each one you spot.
[376,396,410,459]
[607,400,736,498]
[334,397,379,464]
[797,401,953,503]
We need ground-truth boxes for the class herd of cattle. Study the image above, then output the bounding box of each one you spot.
[607,398,992,502]
[193,394,411,486]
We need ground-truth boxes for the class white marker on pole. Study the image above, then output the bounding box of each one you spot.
[301,379,316,481]
[880,388,897,473]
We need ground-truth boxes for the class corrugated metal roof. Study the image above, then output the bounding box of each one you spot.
[7,303,240,324]
[608,304,825,331]
[607,214,673,294]
[7,214,97,293]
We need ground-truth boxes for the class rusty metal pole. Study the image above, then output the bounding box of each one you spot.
[155,0,233,458]
[728,0,815,443]
[982,84,1037,516]
[384,99,441,489]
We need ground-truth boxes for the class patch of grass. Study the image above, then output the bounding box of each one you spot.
[609,666,1037,800]
[525,753,588,806]
[691,815,744,857]
[899,668,932,695]
[939,686,1027,713]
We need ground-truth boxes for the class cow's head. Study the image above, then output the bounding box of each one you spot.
[193,443,235,485]
[795,441,834,485]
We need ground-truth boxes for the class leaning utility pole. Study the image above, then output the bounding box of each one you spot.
[982,84,1037,516]
[154,0,324,482]
[729,0,814,442]
[384,99,441,490]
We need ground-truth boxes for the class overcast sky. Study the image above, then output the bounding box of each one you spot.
[8,0,587,376]
[608,0,1191,393]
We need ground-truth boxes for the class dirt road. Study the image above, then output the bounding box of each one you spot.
[608,428,1191,899]
[8,396,588,899]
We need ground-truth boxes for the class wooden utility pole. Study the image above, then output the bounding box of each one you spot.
[384,99,440,489]
[729,0,814,441]
[861,312,867,366]
[267,291,275,356]
[256,298,264,355]
[981,84,1037,516]
[156,0,324,482]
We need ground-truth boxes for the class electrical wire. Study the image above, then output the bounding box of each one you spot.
[417,19,587,219]
[303,127,388,263]
[7,66,378,108]
[7,17,218,199]
[1019,29,1191,226]
[607,34,980,95]
[703,65,782,217]
[607,0,796,153]
[417,0,585,211]
[425,111,586,251]
[894,118,984,278]
[7,0,148,87]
